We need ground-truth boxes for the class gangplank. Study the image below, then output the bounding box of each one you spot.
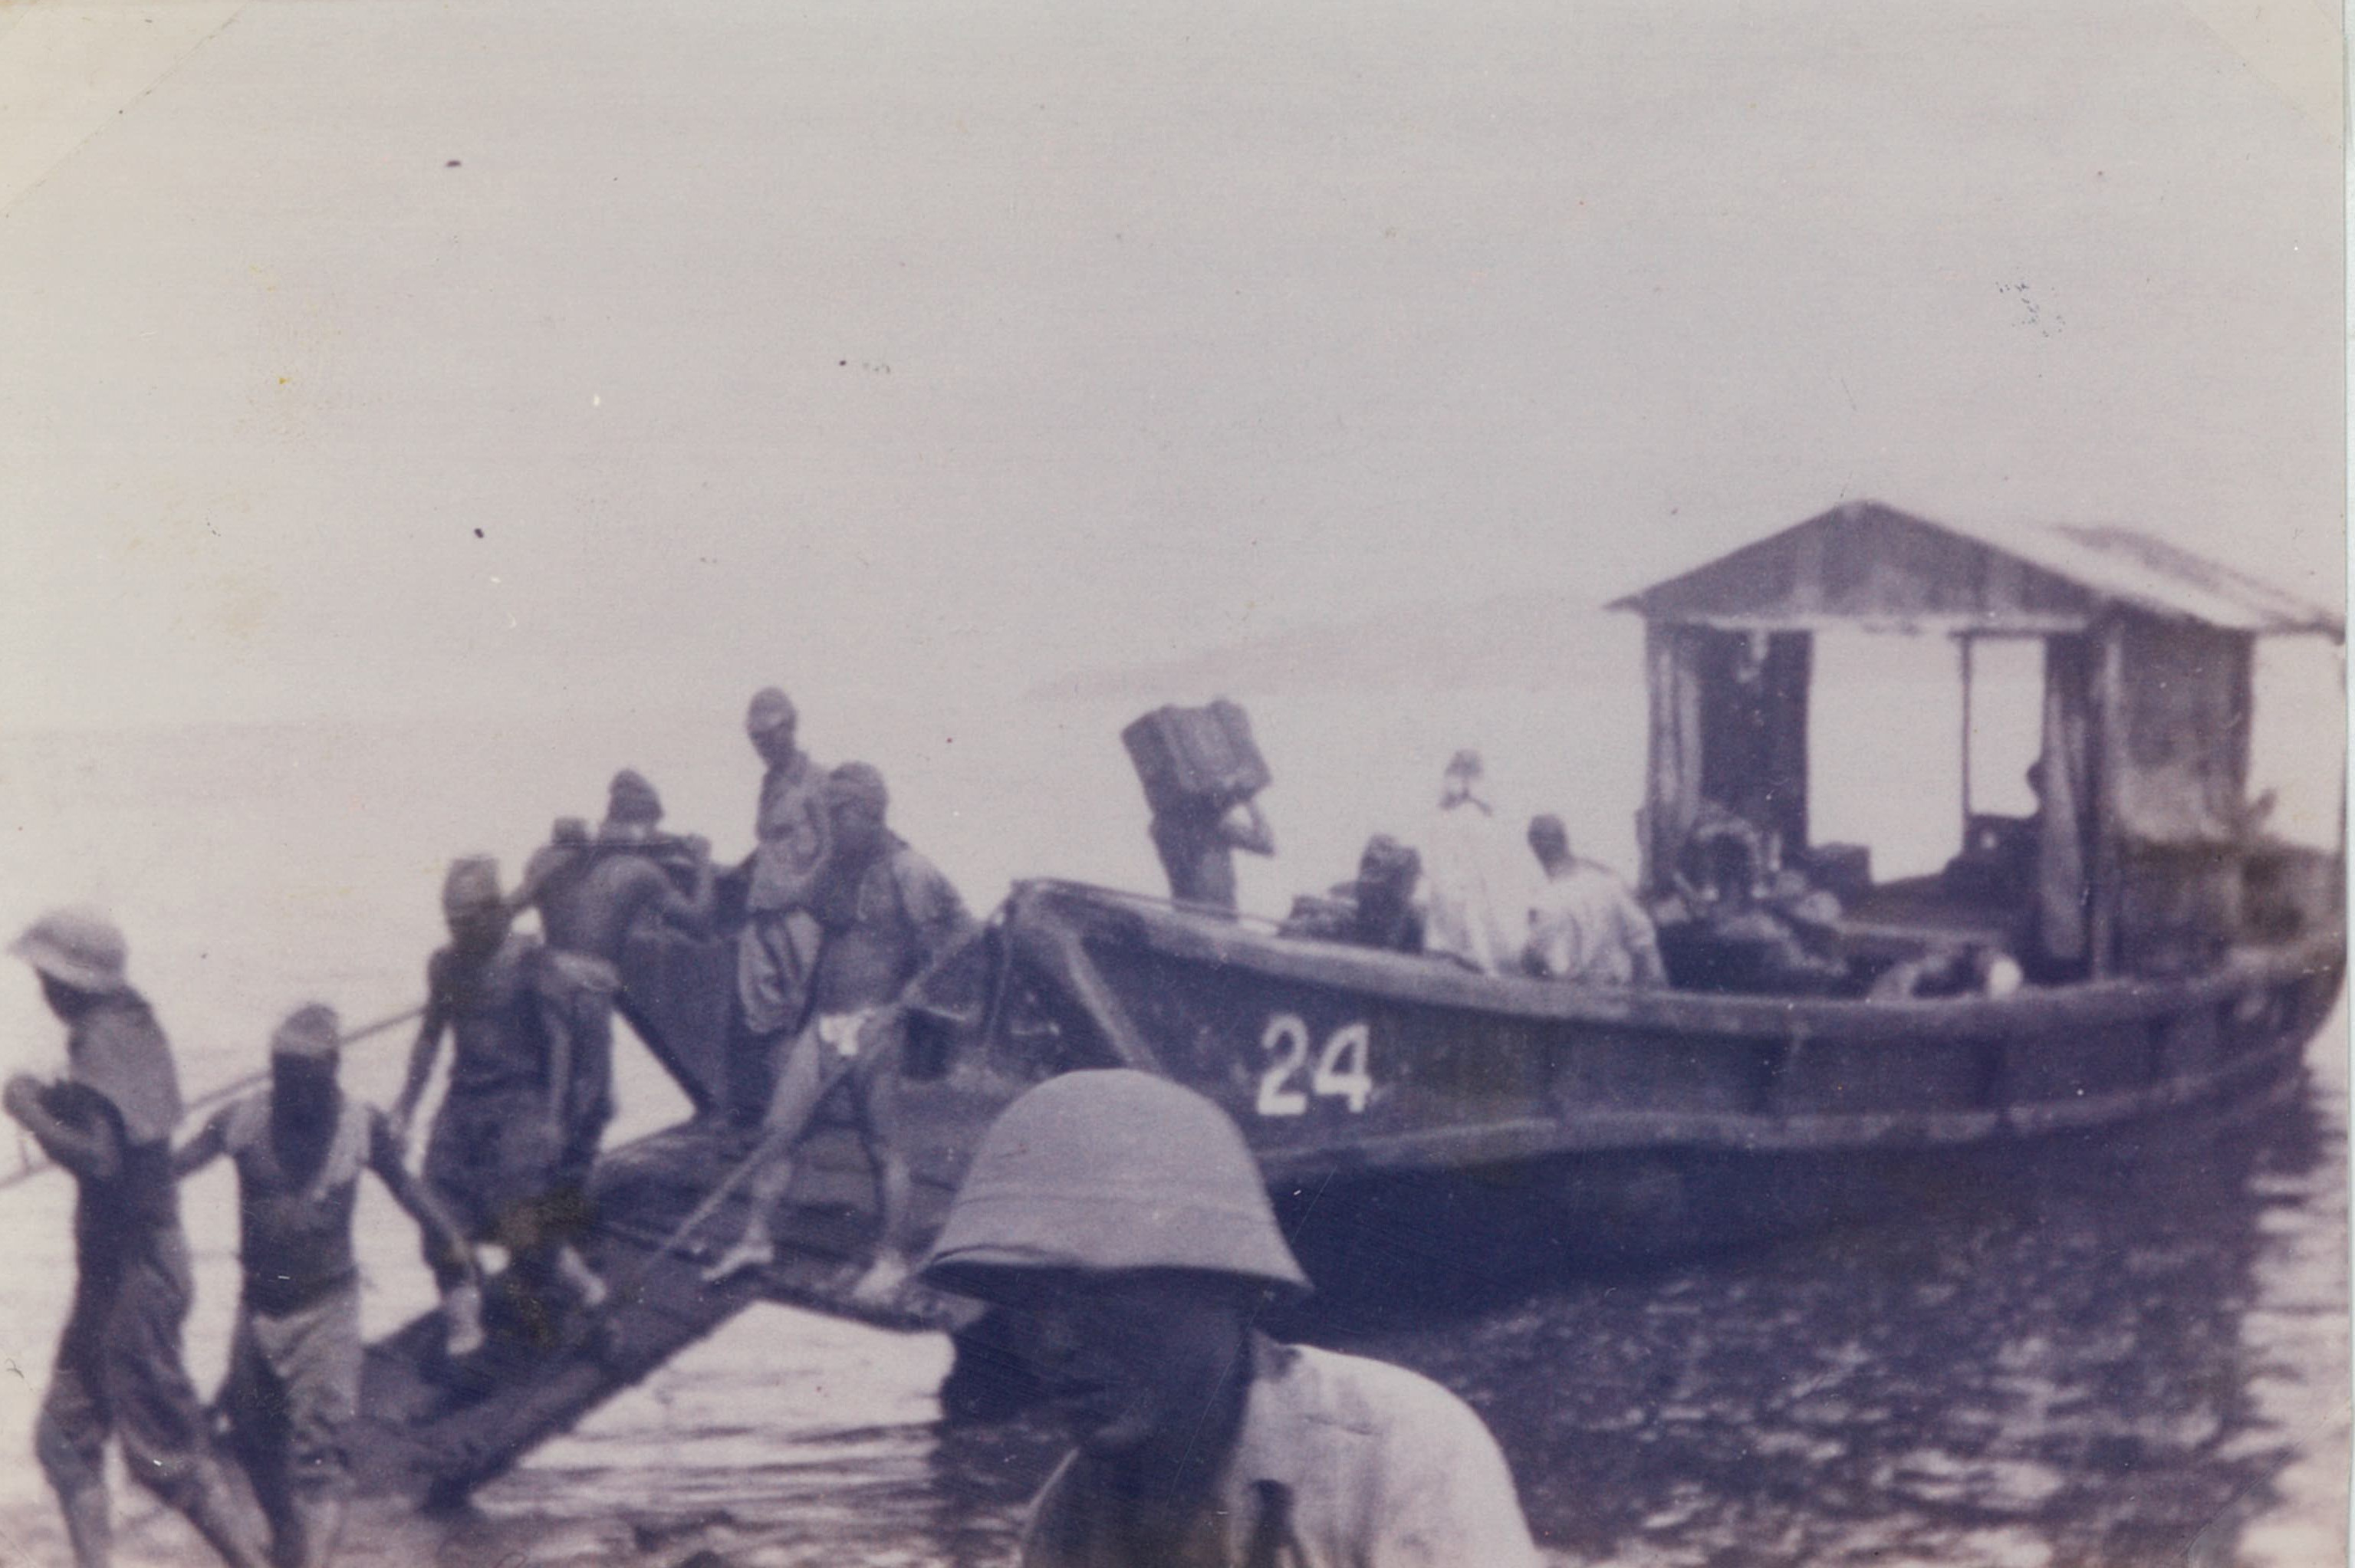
[347,932,1010,1506]
[346,1109,984,1505]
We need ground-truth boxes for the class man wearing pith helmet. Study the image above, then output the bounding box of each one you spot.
[919,1070,1540,1568]
[5,909,271,1568]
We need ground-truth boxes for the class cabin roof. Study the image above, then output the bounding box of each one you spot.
[1610,501,2343,637]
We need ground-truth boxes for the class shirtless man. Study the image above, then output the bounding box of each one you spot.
[175,1004,480,1568]
[391,857,615,1334]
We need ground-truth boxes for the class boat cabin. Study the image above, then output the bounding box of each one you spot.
[1611,501,2343,991]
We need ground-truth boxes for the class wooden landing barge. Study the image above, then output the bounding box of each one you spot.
[350,501,2345,1501]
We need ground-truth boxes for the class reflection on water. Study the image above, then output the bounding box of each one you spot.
[1333,1094,2330,1568]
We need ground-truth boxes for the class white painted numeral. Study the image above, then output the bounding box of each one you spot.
[1311,1022,1373,1113]
[1256,1015,1312,1116]
[1255,1014,1373,1116]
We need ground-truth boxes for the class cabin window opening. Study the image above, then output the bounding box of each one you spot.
[1687,628,1811,866]
[1960,637,2044,821]
[1806,628,1963,882]
[2237,636,2346,944]
[2248,636,2345,851]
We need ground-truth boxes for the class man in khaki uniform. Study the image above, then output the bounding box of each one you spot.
[920,1070,1542,1568]
[732,687,830,1123]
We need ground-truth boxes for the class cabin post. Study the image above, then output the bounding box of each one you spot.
[1763,631,1813,860]
[2087,617,2129,977]
[1642,620,1705,899]
[1958,634,1975,830]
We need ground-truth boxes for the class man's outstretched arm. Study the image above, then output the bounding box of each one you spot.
[171,1105,235,1179]
[367,1109,478,1285]
[388,988,450,1149]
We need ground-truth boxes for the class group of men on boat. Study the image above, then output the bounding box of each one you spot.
[386,685,982,1333]
[1122,689,2041,1003]
[1186,741,1673,990]
[1193,735,2032,1003]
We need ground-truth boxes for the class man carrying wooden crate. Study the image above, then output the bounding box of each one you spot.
[1125,699,1277,913]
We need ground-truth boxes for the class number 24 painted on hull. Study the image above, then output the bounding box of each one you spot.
[1255,1014,1374,1116]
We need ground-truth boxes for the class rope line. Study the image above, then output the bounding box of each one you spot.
[0,1002,425,1195]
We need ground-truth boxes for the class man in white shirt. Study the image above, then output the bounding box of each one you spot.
[1418,749,1523,975]
[1522,814,1666,988]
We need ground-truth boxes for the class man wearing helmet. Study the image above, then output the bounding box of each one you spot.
[390,856,615,1334]
[174,1004,482,1568]
[5,909,272,1568]
[919,1070,1541,1568]
[514,768,718,1217]
[702,761,977,1307]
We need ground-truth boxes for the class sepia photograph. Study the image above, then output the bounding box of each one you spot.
[0,1,2346,1563]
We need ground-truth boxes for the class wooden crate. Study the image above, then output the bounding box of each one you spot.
[1121,699,1273,813]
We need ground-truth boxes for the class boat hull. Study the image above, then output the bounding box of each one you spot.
[977,883,2343,1193]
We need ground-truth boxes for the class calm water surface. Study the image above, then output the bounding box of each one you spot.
[468,1017,2346,1568]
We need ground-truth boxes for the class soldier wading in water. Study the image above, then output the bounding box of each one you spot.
[919,1070,1542,1568]
[174,1003,482,1568]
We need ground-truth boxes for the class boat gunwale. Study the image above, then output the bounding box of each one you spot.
[1009,878,2343,1044]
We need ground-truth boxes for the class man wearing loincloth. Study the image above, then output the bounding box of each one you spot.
[703,762,978,1307]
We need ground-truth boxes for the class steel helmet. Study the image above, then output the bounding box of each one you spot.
[745,686,798,738]
[441,856,504,919]
[919,1069,1310,1299]
[607,769,664,827]
[8,907,130,994]
[269,1003,342,1062]
[824,761,889,816]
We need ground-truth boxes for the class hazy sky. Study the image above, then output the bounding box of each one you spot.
[0,0,2342,732]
